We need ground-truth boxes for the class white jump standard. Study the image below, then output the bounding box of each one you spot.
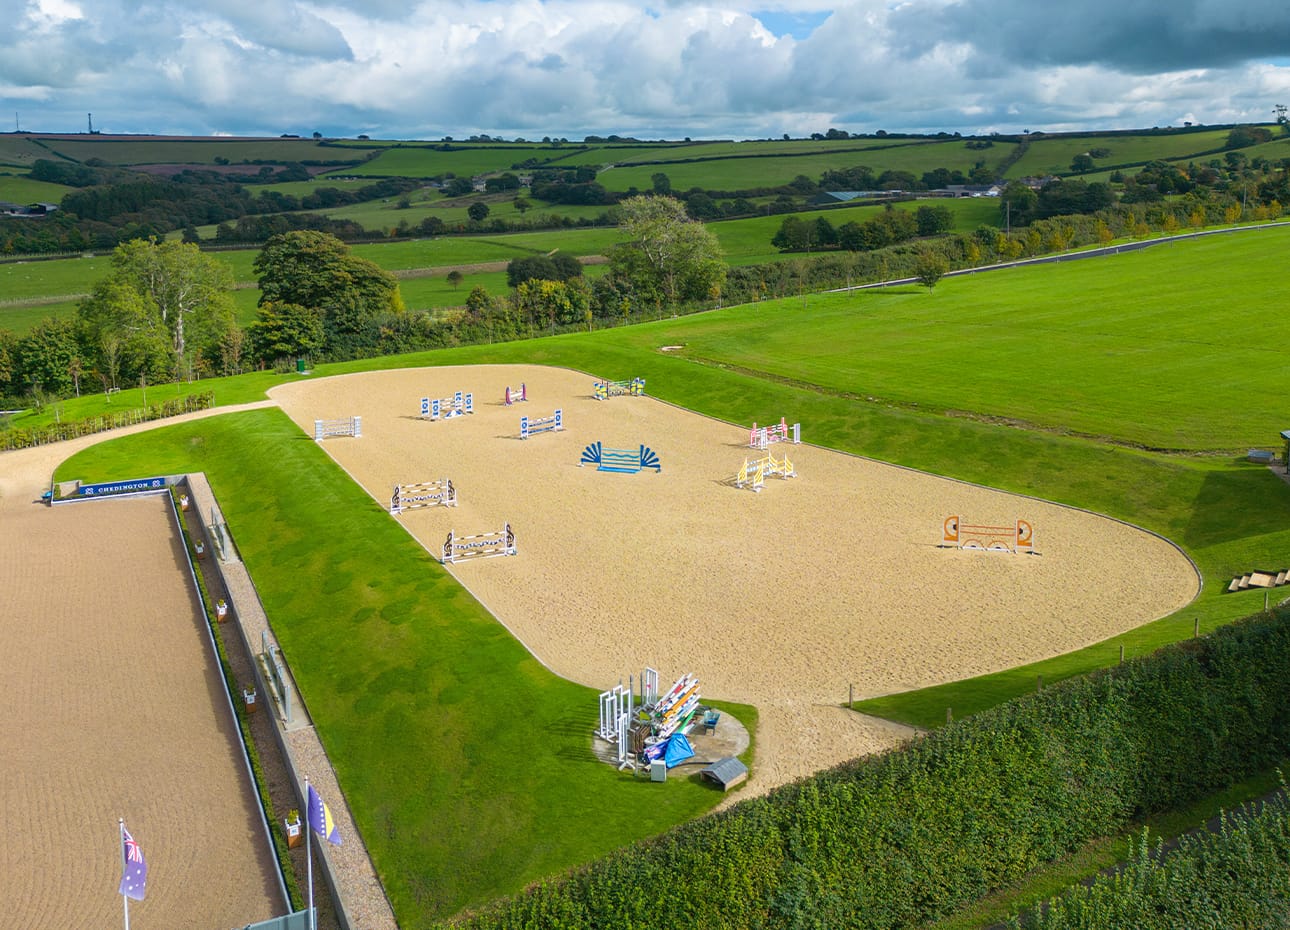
[389,479,457,514]
[420,391,474,420]
[520,409,563,439]
[441,523,517,563]
[749,417,801,449]
[314,416,361,441]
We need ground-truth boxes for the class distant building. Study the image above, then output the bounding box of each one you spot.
[941,184,1002,198]
[811,191,887,204]
[0,201,57,217]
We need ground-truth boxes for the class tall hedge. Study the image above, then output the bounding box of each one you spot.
[1010,792,1290,929]
[446,609,1290,929]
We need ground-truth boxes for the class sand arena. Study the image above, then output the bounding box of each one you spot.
[272,364,1199,787]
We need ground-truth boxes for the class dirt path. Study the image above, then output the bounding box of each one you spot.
[272,364,1200,791]
[0,404,283,928]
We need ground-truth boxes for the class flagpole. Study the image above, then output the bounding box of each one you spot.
[119,818,130,930]
[306,776,315,930]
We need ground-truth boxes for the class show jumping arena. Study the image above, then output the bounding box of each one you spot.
[272,365,1200,788]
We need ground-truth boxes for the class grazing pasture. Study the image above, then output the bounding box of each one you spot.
[1005,129,1235,178]
[0,175,73,204]
[599,140,1019,192]
[31,136,377,166]
[332,145,555,178]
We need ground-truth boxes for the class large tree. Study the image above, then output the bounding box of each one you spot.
[15,317,82,397]
[77,238,235,382]
[609,195,726,307]
[246,302,326,365]
[253,230,403,355]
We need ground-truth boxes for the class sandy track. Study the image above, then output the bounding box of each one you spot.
[0,409,282,928]
[272,364,1199,789]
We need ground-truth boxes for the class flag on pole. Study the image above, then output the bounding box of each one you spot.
[307,783,342,845]
[119,825,148,901]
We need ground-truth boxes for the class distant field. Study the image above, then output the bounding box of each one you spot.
[610,137,938,164]
[1007,129,1235,177]
[0,136,55,169]
[0,174,73,204]
[28,137,378,166]
[713,197,1001,264]
[251,177,386,198]
[1231,135,1290,163]
[547,144,694,167]
[600,141,1019,192]
[1,196,1003,333]
[303,195,610,233]
[328,145,556,178]
[0,254,112,300]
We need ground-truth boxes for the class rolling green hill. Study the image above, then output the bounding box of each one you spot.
[1006,128,1235,178]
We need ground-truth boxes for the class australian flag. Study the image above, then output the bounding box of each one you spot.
[119,825,147,901]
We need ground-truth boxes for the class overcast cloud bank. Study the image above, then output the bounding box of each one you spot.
[4,0,1290,139]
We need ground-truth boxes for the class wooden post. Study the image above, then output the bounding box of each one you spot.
[1119,644,1125,664]
[1037,674,1043,691]
[1194,617,1200,638]
[946,707,952,724]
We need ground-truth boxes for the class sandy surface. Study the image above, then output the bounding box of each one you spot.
[272,364,1200,789]
[0,415,282,928]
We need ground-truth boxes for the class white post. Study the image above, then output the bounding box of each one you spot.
[119,818,129,930]
[306,776,315,930]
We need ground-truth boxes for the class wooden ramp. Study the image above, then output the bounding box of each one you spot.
[1227,569,1290,593]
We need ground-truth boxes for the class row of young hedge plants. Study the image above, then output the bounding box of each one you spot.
[0,392,215,451]
[446,608,1290,930]
[1009,791,1290,929]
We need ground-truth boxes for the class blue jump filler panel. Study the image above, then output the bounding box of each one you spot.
[579,442,661,474]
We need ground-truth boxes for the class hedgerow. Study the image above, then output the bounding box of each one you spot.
[1010,792,1290,929]
[447,609,1290,929]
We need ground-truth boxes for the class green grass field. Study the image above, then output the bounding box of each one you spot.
[30,137,378,166]
[599,141,1020,193]
[252,177,384,198]
[334,145,556,178]
[643,228,1289,451]
[710,197,1002,264]
[0,136,56,169]
[1006,129,1235,177]
[41,224,1290,925]
[0,174,74,204]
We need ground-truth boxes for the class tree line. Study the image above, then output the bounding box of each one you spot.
[0,196,725,408]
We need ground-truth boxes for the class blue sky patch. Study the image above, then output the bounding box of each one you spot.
[752,9,830,39]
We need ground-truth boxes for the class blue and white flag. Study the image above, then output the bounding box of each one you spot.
[307,783,342,845]
[119,825,147,901]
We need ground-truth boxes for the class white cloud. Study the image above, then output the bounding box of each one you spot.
[1,0,1289,138]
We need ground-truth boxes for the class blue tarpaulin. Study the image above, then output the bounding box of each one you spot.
[663,733,695,768]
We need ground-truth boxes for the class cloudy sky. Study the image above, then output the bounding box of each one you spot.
[3,0,1290,140]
